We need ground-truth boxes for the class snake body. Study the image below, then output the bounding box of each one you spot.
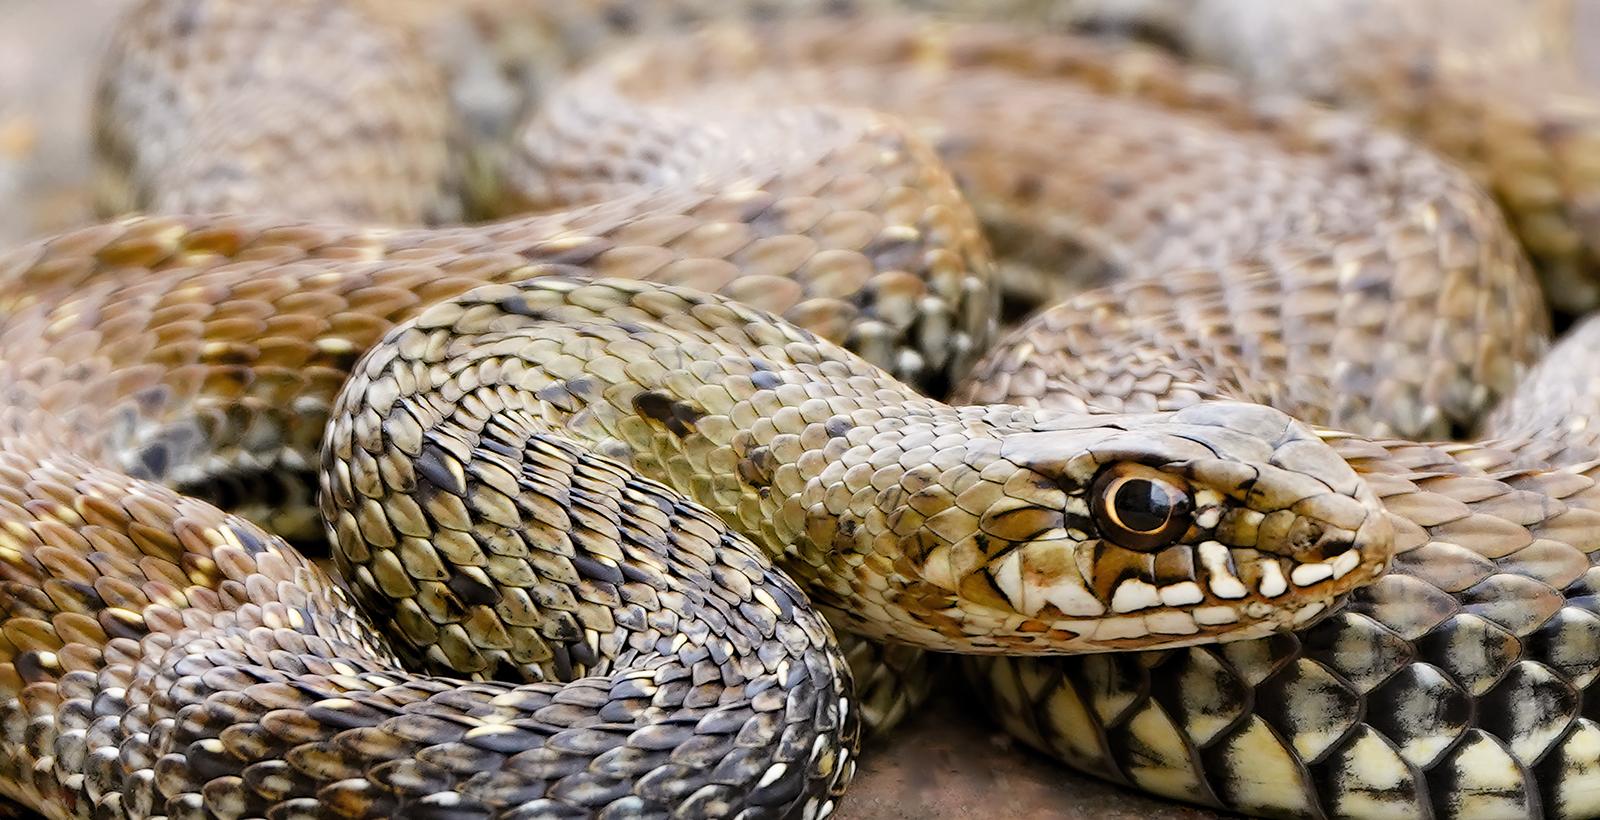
[7,1,1600,818]
[1059,0,1600,316]
[963,281,1600,818]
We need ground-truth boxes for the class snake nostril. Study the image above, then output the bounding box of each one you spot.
[1282,517,1325,555]
[1319,538,1355,558]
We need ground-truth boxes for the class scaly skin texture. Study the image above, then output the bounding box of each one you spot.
[95,7,1551,438]
[1481,314,1600,464]
[0,441,856,819]
[961,268,1600,817]
[1057,0,1600,315]
[326,279,1386,658]
[0,261,1389,818]
[3,0,1594,818]
[560,21,1548,441]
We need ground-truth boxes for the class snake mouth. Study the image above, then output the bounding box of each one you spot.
[931,404,1395,653]
[1053,537,1375,647]
[1091,536,1368,613]
[942,508,1385,654]
[1066,471,1390,648]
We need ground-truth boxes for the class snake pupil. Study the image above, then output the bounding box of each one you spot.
[1090,465,1195,551]
[1114,479,1172,533]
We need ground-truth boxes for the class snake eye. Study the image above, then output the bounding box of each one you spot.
[1090,464,1194,551]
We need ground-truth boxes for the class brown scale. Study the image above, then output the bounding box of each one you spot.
[1056,0,1600,316]
[961,139,1600,820]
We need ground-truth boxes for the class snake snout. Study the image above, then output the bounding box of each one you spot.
[925,405,1394,653]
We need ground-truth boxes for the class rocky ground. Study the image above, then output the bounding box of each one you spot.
[8,2,1600,818]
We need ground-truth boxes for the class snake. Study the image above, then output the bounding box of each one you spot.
[4,0,1600,818]
[1053,0,1600,318]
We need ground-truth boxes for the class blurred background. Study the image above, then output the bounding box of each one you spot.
[8,0,1600,247]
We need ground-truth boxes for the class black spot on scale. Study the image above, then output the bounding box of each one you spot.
[60,580,103,610]
[415,444,467,496]
[668,403,705,437]
[632,390,703,437]
[14,651,53,684]
[568,640,598,670]
[98,609,148,641]
[229,524,273,556]
[750,370,783,391]
[184,738,245,782]
[618,561,653,584]
[481,438,521,461]
[1319,539,1355,558]
[737,448,776,489]
[205,346,256,367]
[186,472,232,510]
[562,376,600,402]
[1064,510,1096,534]
[635,489,675,519]
[861,232,922,274]
[824,416,852,438]
[1152,546,1196,584]
[533,382,578,412]
[571,554,626,586]
[486,655,536,685]
[633,390,674,422]
[758,582,796,620]
[497,295,548,320]
[445,571,499,607]
[7,584,53,616]
[180,472,298,530]
[550,641,574,682]
[1147,655,1245,759]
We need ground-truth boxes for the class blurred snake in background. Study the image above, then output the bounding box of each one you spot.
[4,0,1600,817]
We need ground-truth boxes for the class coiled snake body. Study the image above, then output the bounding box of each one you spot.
[5,1,1600,818]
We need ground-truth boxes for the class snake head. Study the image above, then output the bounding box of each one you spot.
[865,401,1393,653]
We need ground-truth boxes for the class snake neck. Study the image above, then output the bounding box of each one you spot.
[322,277,1387,662]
